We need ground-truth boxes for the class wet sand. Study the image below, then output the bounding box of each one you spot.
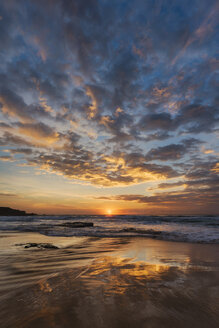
[0,232,219,328]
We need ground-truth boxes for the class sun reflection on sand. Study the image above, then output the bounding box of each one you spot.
[21,255,218,328]
[0,234,219,328]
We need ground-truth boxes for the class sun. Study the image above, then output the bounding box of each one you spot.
[106,209,113,216]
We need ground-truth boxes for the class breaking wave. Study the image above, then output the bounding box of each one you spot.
[0,215,218,243]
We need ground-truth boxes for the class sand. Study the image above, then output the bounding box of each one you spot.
[0,232,219,328]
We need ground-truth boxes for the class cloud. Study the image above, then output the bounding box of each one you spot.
[98,188,218,208]
[139,113,174,131]
[172,2,219,65]
[0,155,14,162]
[0,87,53,123]
[0,0,218,212]
[154,181,185,190]
[0,192,17,197]
[138,104,218,135]
[0,88,33,122]
[8,148,33,155]
[176,104,219,133]
[24,150,178,187]
[0,132,33,147]
[145,138,202,161]
[95,157,219,213]
[16,122,59,142]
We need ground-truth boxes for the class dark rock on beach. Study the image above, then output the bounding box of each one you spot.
[60,222,94,228]
[16,243,59,249]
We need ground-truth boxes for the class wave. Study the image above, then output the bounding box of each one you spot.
[0,214,218,225]
[118,215,219,226]
[0,224,218,244]
[0,215,218,244]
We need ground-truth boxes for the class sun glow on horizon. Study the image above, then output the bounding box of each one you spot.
[106,209,113,216]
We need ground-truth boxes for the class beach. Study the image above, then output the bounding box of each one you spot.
[1,1,218,327]
[0,231,219,328]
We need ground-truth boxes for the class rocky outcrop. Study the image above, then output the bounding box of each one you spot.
[0,207,37,216]
[60,222,93,228]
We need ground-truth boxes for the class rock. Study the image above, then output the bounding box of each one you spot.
[16,243,59,249]
[39,243,59,249]
[60,222,93,228]
[24,243,38,248]
[0,207,37,216]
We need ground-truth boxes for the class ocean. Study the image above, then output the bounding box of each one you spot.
[0,215,218,243]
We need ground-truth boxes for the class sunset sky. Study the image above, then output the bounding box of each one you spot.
[0,0,218,215]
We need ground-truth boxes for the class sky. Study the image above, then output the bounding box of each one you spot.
[0,0,218,215]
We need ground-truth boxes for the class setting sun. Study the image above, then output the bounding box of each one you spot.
[106,209,113,215]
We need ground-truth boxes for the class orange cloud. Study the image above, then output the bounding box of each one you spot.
[17,123,59,144]
[86,87,98,119]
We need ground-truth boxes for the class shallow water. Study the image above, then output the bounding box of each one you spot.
[0,232,219,327]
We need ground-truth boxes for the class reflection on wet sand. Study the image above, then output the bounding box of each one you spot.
[0,233,219,328]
